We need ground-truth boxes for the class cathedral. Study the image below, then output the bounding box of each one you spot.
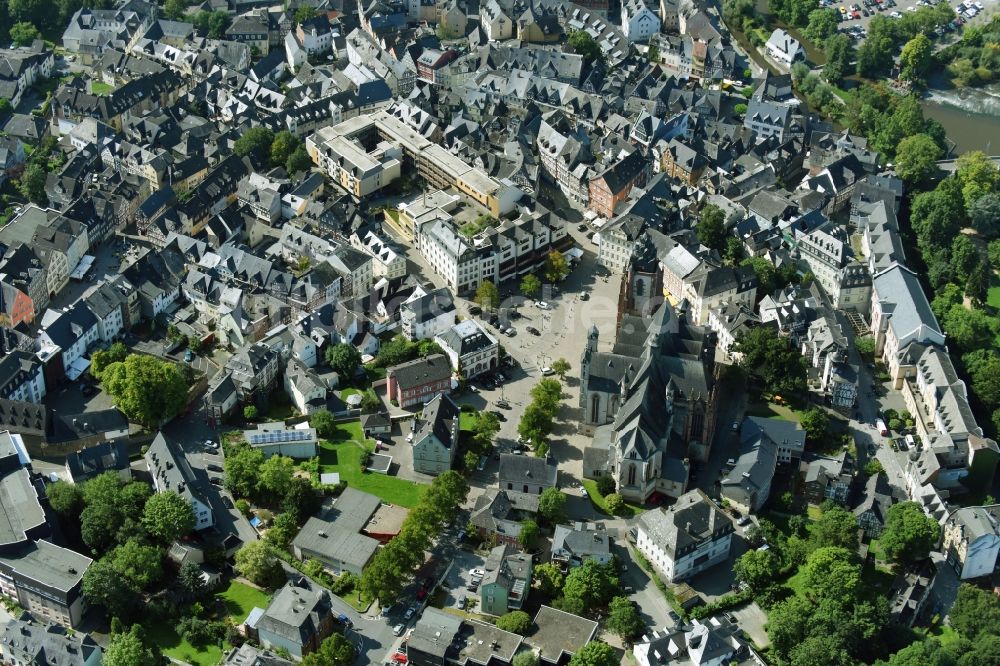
[580,232,719,504]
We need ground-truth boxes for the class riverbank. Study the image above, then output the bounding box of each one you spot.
[921,83,1000,154]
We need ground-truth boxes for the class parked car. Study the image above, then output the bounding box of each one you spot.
[210,477,223,486]
[205,440,218,450]
[222,496,234,509]
[536,301,550,310]
[580,292,590,301]
[469,306,482,316]
[541,367,554,376]
[184,349,194,362]
[404,606,417,620]
[504,328,515,337]
[527,326,541,336]
[577,223,588,232]
[207,464,223,473]
[393,623,406,636]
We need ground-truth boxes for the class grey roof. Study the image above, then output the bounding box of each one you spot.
[436,319,496,358]
[222,643,293,666]
[946,504,1000,542]
[636,489,734,558]
[854,473,893,523]
[526,606,598,663]
[256,582,332,648]
[0,616,102,665]
[872,264,944,349]
[410,607,462,659]
[64,441,129,483]
[387,354,452,391]
[0,540,92,595]
[552,523,610,560]
[741,416,805,454]
[498,455,558,489]
[145,432,210,512]
[721,431,778,509]
[402,288,455,324]
[415,393,460,452]
[291,516,379,569]
[0,450,46,548]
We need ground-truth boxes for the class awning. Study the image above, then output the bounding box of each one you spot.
[69,255,95,280]
[562,247,583,262]
[65,356,91,381]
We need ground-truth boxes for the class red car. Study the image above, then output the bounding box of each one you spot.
[392,653,408,664]
[852,9,861,17]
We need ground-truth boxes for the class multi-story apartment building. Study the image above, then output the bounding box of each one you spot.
[412,393,461,475]
[871,264,945,387]
[386,355,453,408]
[588,151,649,218]
[0,351,46,404]
[306,123,403,197]
[400,288,456,341]
[145,433,214,530]
[942,504,1000,580]
[435,320,499,379]
[635,490,734,583]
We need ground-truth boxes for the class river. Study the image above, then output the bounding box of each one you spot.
[921,82,1000,155]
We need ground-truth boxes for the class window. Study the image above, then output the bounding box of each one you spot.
[628,464,636,486]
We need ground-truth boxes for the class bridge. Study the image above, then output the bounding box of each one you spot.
[934,156,1000,173]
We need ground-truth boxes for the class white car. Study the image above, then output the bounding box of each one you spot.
[541,367,554,376]
[205,440,218,449]
[536,301,550,310]
[470,568,485,578]
[393,623,406,636]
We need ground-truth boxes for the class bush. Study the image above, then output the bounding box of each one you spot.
[331,572,359,595]
[688,588,753,620]
[496,610,532,634]
[604,493,625,515]
[596,475,616,496]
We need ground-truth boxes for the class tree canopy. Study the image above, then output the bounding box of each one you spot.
[141,491,196,544]
[496,610,532,634]
[102,354,189,427]
[696,204,727,251]
[734,326,807,397]
[880,501,941,563]
[569,641,618,666]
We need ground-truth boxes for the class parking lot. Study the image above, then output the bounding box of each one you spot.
[441,549,489,614]
[822,0,992,46]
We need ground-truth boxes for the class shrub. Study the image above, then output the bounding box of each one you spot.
[596,475,616,496]
[604,493,625,515]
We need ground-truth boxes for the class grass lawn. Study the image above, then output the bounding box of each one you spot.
[147,582,270,666]
[785,569,807,598]
[91,81,115,95]
[263,400,294,422]
[217,580,270,622]
[921,624,962,649]
[987,277,1000,309]
[460,412,479,431]
[582,479,644,517]
[868,538,886,562]
[318,426,426,507]
[745,400,801,423]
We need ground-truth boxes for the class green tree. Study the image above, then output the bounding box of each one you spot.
[856,16,896,77]
[596,475,616,496]
[141,491,196,544]
[513,652,540,666]
[91,342,128,378]
[569,641,617,666]
[283,476,321,522]
[520,274,542,298]
[243,404,258,421]
[805,8,839,41]
[163,0,188,20]
[234,126,275,158]
[606,596,643,639]
[801,546,861,603]
[544,250,570,283]
[302,633,355,666]
[110,539,164,590]
[734,326,807,397]
[950,583,1000,640]
[102,355,189,427]
[235,541,283,587]
[823,33,854,84]
[951,235,981,283]
[177,560,207,600]
[0,98,12,118]
[912,184,966,254]
[270,130,300,168]
[80,503,123,554]
[563,559,618,608]
[463,450,479,471]
[326,343,361,379]
[799,408,831,443]
[551,358,571,379]
[942,304,997,352]
[865,459,885,477]
[82,557,132,617]
[733,547,781,593]
[310,408,335,438]
[604,493,625,515]
[46,481,83,516]
[518,519,540,549]
[566,30,602,64]
[475,280,500,312]
[895,133,943,185]
[193,10,231,38]
[538,487,568,524]
[899,33,933,83]
[855,335,876,357]
[224,443,266,499]
[9,21,39,45]
[266,512,299,549]
[496,610,532,634]
[696,204,727,251]
[970,193,1000,239]
[534,562,564,596]
[880,501,941,563]
[104,626,157,666]
[473,411,501,450]
[811,505,860,551]
[258,455,295,496]
[294,5,316,24]
[956,150,1000,210]
[286,146,313,174]
[18,162,47,205]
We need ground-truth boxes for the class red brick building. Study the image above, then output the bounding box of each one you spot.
[385,354,452,408]
[588,150,649,218]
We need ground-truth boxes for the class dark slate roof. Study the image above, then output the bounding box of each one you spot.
[65,441,130,483]
[415,393,460,451]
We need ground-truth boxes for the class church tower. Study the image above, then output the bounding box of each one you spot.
[579,324,599,410]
